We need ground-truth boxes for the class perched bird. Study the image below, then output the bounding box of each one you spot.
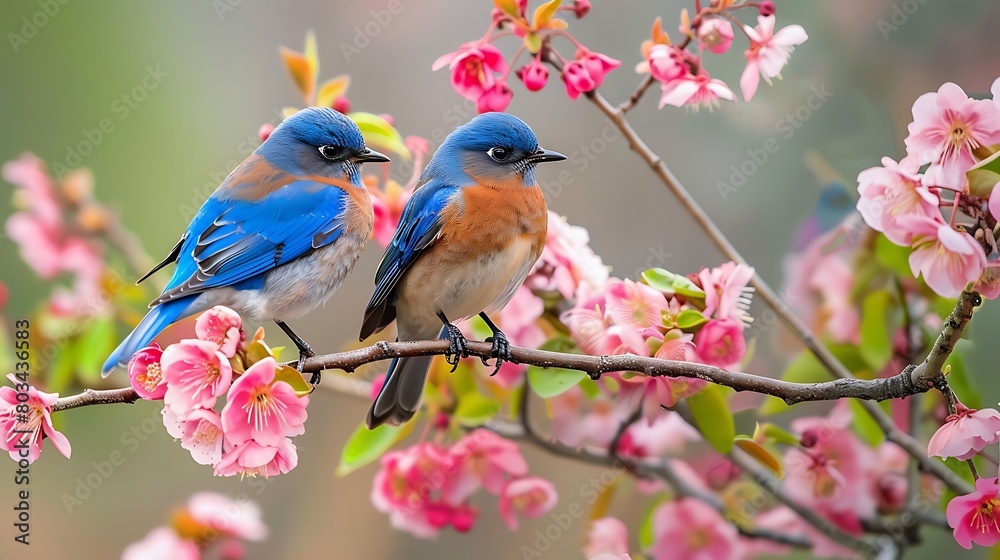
[360,112,565,429]
[102,107,389,383]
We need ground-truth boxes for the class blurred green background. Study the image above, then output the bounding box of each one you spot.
[2,1,999,558]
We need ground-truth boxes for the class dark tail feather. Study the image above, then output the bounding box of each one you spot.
[366,354,432,429]
[101,298,192,377]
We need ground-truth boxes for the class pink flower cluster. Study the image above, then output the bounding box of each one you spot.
[638,7,806,110]
[371,429,556,538]
[782,405,909,542]
[434,1,619,113]
[858,78,1000,298]
[122,492,266,560]
[128,306,309,477]
[0,374,71,464]
[924,401,1000,549]
[561,262,754,409]
[3,153,107,316]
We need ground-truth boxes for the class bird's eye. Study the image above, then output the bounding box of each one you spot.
[319,145,343,160]
[487,146,510,162]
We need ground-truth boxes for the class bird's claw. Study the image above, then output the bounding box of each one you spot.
[483,331,511,376]
[294,348,320,386]
[444,323,468,372]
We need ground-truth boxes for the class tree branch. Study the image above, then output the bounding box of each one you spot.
[56,339,945,413]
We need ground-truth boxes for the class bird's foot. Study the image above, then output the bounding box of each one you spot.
[483,330,512,376]
[294,347,319,385]
[443,323,469,372]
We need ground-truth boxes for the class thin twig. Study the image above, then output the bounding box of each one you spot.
[730,449,881,557]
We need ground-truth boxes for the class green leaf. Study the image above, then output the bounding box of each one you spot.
[493,0,519,17]
[757,422,801,446]
[641,268,706,301]
[860,290,895,371]
[527,365,586,398]
[874,234,912,280]
[675,309,709,331]
[848,399,884,446]
[454,393,500,426]
[688,385,734,453]
[638,495,669,550]
[272,365,312,397]
[76,316,116,383]
[970,148,1000,177]
[578,376,601,399]
[734,437,782,477]
[449,362,477,397]
[46,339,78,395]
[523,32,543,54]
[527,337,587,398]
[944,343,980,409]
[348,111,410,160]
[337,421,415,476]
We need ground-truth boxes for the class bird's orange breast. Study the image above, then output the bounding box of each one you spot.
[437,180,548,262]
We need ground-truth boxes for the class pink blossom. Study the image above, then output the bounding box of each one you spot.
[754,505,857,559]
[444,429,528,502]
[740,15,808,102]
[162,339,233,418]
[498,477,558,531]
[561,51,621,100]
[905,82,1000,190]
[371,442,459,538]
[549,387,633,448]
[946,476,1000,549]
[692,318,746,369]
[856,156,938,246]
[976,264,1000,300]
[784,411,877,524]
[644,44,689,84]
[517,58,549,92]
[221,357,308,447]
[214,438,298,478]
[0,374,71,464]
[697,18,734,54]
[195,306,244,358]
[649,498,742,560]
[902,215,987,298]
[561,292,609,356]
[476,81,513,113]
[562,59,596,100]
[3,153,60,230]
[871,443,908,514]
[163,407,225,466]
[128,343,166,400]
[527,212,609,298]
[433,42,509,102]
[122,527,199,560]
[659,71,736,110]
[617,411,699,458]
[585,517,630,558]
[257,123,275,142]
[605,279,669,330]
[186,492,268,541]
[571,0,591,18]
[927,406,1000,461]
[698,261,755,323]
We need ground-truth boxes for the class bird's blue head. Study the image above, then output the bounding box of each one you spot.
[422,112,566,188]
[257,107,389,183]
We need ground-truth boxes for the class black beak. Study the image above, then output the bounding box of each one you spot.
[526,147,567,164]
[353,148,391,163]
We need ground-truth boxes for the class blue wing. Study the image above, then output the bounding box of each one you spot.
[360,179,459,339]
[152,179,347,305]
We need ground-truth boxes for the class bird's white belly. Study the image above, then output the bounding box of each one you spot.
[223,235,368,322]
[396,236,536,336]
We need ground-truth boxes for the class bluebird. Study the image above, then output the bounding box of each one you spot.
[360,112,565,428]
[102,107,389,383]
